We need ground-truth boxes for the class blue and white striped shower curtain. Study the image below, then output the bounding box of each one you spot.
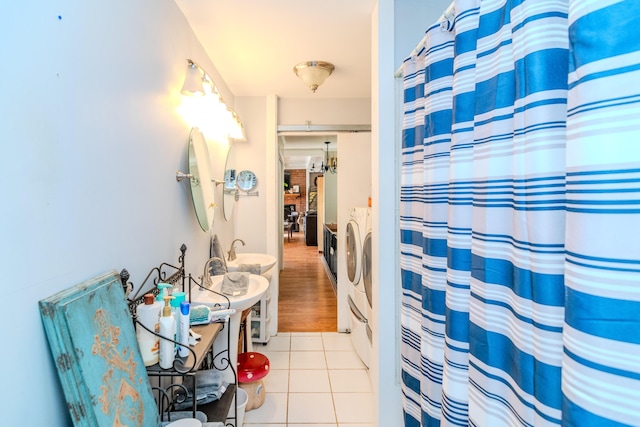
[399,0,640,426]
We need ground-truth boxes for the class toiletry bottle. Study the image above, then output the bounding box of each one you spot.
[136,293,161,366]
[178,301,190,358]
[156,283,172,302]
[171,291,186,326]
[159,296,176,369]
[170,291,186,351]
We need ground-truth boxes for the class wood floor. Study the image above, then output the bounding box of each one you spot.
[278,230,337,332]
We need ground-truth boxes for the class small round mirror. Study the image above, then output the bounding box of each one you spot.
[223,145,236,221]
[237,170,257,192]
[188,127,215,232]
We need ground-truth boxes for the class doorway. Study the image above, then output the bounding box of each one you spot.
[277,135,339,332]
[278,231,337,331]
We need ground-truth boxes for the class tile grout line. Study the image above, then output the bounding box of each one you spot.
[325,339,340,425]
[249,332,370,426]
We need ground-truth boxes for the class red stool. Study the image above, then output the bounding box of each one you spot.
[237,352,270,410]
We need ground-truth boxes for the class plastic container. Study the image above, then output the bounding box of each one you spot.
[136,293,161,366]
[171,291,186,350]
[165,419,202,427]
[159,296,176,369]
[226,387,248,427]
[156,283,172,302]
[171,291,186,316]
[178,301,190,357]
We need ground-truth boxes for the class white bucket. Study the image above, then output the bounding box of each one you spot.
[165,419,202,427]
[227,387,249,427]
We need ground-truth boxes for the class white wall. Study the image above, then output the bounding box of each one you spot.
[324,159,339,224]
[233,96,270,254]
[372,1,402,424]
[336,133,372,332]
[394,0,453,66]
[0,2,236,424]
[232,95,282,335]
[279,98,371,125]
[371,0,454,425]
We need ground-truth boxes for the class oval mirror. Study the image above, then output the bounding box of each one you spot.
[188,127,215,232]
[237,170,257,192]
[223,145,236,221]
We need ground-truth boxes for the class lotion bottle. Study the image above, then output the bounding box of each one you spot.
[178,301,190,358]
[159,296,176,369]
[136,293,161,366]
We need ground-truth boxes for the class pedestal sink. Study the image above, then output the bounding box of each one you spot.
[226,253,277,275]
[191,274,269,311]
[226,252,278,353]
[190,274,269,384]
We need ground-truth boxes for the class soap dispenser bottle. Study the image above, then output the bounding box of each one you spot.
[159,296,176,369]
[156,283,172,302]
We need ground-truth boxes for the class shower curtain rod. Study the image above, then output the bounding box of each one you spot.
[393,1,455,78]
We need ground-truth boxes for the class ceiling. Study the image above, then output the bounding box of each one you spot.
[175,0,376,170]
[175,0,377,100]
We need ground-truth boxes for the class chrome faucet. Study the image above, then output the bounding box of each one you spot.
[202,257,225,289]
[227,238,245,261]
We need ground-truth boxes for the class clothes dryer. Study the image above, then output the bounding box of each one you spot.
[345,207,371,367]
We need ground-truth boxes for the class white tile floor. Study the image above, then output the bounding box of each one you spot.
[242,332,374,427]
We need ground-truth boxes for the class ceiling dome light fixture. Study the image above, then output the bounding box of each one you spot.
[293,61,335,93]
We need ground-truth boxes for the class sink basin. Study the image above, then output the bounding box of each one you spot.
[191,273,269,311]
[226,252,277,275]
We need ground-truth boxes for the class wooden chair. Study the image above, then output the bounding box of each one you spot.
[285,212,299,241]
[284,220,293,241]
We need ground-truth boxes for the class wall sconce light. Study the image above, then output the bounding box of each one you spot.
[180,60,205,96]
[179,58,246,141]
[293,61,335,93]
[228,110,246,141]
[322,141,337,174]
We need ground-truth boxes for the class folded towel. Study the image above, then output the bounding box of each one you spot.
[190,305,211,325]
[173,370,229,410]
[221,272,249,296]
[238,263,261,275]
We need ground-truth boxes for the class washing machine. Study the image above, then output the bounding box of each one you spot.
[345,207,372,367]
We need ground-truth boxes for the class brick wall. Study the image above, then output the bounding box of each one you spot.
[284,168,307,213]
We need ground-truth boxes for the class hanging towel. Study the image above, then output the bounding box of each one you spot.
[209,234,228,274]
[238,263,261,275]
[207,257,227,277]
[221,272,249,296]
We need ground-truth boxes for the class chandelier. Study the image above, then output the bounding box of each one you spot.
[322,141,337,174]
